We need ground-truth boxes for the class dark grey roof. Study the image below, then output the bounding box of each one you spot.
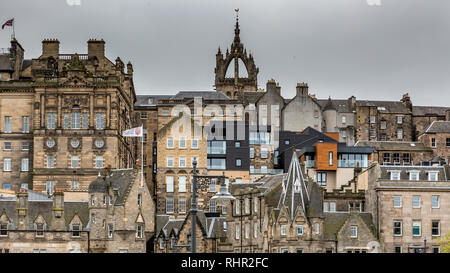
[424,121,450,133]
[135,95,173,106]
[87,169,138,205]
[323,213,349,240]
[322,97,337,111]
[355,100,410,113]
[21,59,32,70]
[88,175,108,193]
[63,201,89,228]
[306,181,323,218]
[317,99,353,113]
[242,91,265,105]
[412,106,449,116]
[354,141,432,152]
[172,91,231,100]
[379,165,447,181]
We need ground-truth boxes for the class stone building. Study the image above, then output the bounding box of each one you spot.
[355,94,414,142]
[412,107,449,138]
[355,141,434,165]
[0,38,137,195]
[418,121,450,164]
[363,163,450,253]
[0,168,155,253]
[281,83,323,132]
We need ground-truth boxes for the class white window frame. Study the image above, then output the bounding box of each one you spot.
[191,139,198,149]
[178,176,186,192]
[254,222,258,238]
[71,155,79,168]
[235,223,240,240]
[428,171,438,181]
[281,224,286,236]
[350,226,358,238]
[393,220,402,236]
[330,202,336,212]
[412,195,421,208]
[95,155,103,168]
[393,196,402,208]
[136,224,143,239]
[390,171,401,181]
[409,171,420,181]
[167,138,174,149]
[95,113,105,130]
[412,221,421,237]
[21,158,29,172]
[323,202,329,212]
[431,195,440,209]
[178,197,186,214]
[315,223,320,234]
[166,176,174,193]
[297,224,303,235]
[3,158,11,172]
[166,197,174,214]
[71,223,81,238]
[22,116,30,133]
[47,155,55,168]
[432,221,440,237]
[166,156,174,168]
[4,116,12,133]
[179,138,186,149]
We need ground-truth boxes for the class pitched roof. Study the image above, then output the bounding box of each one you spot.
[317,99,353,113]
[242,91,265,105]
[135,95,172,106]
[412,106,449,116]
[172,91,231,100]
[424,121,450,134]
[355,100,410,113]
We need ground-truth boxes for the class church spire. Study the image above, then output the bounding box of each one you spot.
[234,8,240,45]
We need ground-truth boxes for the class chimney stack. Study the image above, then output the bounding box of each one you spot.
[266,79,277,93]
[87,39,105,58]
[296,82,308,97]
[42,39,60,58]
[275,82,281,95]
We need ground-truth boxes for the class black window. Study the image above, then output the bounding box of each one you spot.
[72,224,81,237]
[383,153,390,163]
[393,153,400,164]
[446,138,450,147]
[432,221,440,236]
[0,224,7,236]
[393,221,402,236]
[394,246,402,253]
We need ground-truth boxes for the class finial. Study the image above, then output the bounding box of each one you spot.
[233,8,240,44]
[218,47,221,54]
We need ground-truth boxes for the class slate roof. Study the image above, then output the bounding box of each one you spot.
[317,99,353,113]
[322,212,376,240]
[172,91,231,100]
[135,95,173,106]
[242,91,265,105]
[424,121,450,134]
[355,100,410,113]
[354,140,432,152]
[412,106,449,116]
[378,165,447,181]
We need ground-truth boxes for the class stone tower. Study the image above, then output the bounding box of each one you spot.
[214,10,259,100]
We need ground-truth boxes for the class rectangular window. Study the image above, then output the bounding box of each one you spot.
[22,142,29,150]
[432,195,440,208]
[397,128,403,140]
[179,138,186,149]
[82,113,88,129]
[394,246,402,253]
[47,113,56,129]
[330,202,336,212]
[47,155,55,168]
[178,176,186,192]
[315,223,320,234]
[393,221,402,236]
[254,198,258,213]
[412,195,421,208]
[4,116,12,133]
[209,179,216,193]
[329,152,333,166]
[72,224,81,237]
[369,116,376,124]
[137,193,142,207]
[178,197,186,214]
[244,198,250,214]
[108,224,113,238]
[167,138,174,149]
[250,165,254,174]
[428,172,438,181]
[140,112,148,119]
[297,225,303,235]
[21,158,29,171]
[191,139,198,149]
[3,158,11,171]
[166,197,174,214]
[432,221,440,236]
[261,148,268,159]
[390,171,401,180]
[95,156,103,168]
[63,114,69,129]
[380,120,387,130]
[281,224,286,236]
[383,153,391,163]
[209,199,216,213]
[70,181,79,190]
[254,222,258,238]
[432,246,440,253]
[323,202,329,212]
[397,116,403,124]
[446,138,450,147]
[71,155,79,168]
[235,223,240,240]
[317,172,327,186]
[342,116,346,124]
[36,223,44,237]
[403,153,411,164]
[393,196,402,208]
[22,116,30,133]
[236,159,242,167]
[166,176,174,192]
[207,158,226,170]
[235,200,240,215]
[412,221,421,236]
[0,224,7,236]
[4,142,11,150]
[167,156,174,167]
[431,138,436,148]
[95,113,105,130]
[235,141,240,148]
[136,224,143,239]
[393,153,400,164]
[250,148,254,158]
[179,157,186,168]
[71,113,81,129]
[350,226,358,238]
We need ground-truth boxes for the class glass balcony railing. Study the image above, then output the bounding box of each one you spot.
[337,160,369,168]
[250,168,283,175]
[305,160,315,168]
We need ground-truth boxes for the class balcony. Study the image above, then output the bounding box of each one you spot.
[337,160,369,168]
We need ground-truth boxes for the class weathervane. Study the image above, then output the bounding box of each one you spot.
[235,8,239,21]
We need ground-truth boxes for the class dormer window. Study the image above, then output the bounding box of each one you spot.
[390,170,401,180]
[294,178,301,193]
[409,171,420,181]
[428,171,438,181]
[36,223,44,237]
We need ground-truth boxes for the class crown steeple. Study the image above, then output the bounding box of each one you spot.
[234,8,240,45]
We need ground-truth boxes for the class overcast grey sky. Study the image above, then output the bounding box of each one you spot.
[1,0,449,106]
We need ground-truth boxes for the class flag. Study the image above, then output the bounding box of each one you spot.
[2,19,13,30]
[122,126,143,137]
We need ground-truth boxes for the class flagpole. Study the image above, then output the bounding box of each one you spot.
[12,18,15,40]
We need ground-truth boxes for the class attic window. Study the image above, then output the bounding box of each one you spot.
[36,223,44,237]
[72,224,81,237]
